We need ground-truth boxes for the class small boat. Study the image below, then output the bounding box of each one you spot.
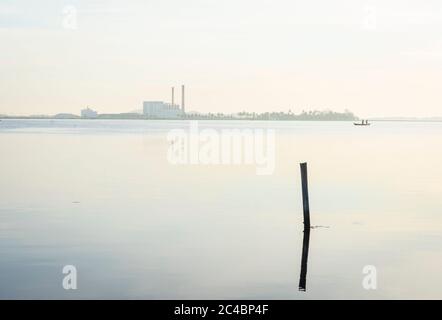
[354,120,370,126]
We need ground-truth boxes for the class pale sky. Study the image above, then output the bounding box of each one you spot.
[1,0,442,117]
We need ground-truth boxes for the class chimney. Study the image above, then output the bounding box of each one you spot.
[171,87,175,106]
[181,85,185,114]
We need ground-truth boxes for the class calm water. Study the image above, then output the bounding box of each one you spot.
[0,119,441,299]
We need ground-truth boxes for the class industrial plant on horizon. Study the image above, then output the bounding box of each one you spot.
[142,85,186,119]
[80,85,186,119]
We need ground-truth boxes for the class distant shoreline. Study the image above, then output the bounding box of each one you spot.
[1,117,442,122]
[0,110,359,121]
[0,117,356,121]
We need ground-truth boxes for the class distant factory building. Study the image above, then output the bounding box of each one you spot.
[143,101,181,118]
[81,107,98,118]
[143,85,186,119]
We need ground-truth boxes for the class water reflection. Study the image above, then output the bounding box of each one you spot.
[2,120,442,298]
[298,228,311,291]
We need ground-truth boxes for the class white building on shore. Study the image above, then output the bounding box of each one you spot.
[142,85,186,119]
[81,107,98,118]
[143,101,182,118]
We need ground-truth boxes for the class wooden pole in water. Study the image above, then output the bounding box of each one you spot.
[300,162,311,228]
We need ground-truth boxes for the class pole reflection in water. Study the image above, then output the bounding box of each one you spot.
[298,227,311,291]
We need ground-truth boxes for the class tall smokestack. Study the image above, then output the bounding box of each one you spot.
[181,85,185,114]
[171,87,175,106]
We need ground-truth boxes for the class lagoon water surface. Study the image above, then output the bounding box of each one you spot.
[0,119,441,299]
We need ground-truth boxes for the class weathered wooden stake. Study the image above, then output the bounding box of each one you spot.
[300,162,311,228]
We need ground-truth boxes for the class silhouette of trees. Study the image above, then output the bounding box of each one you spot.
[181,109,357,121]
